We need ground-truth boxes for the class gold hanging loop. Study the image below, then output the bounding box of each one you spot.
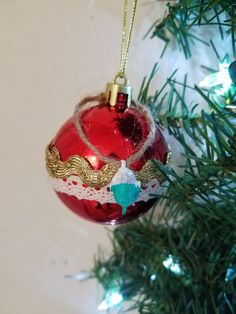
[106,73,132,108]
[118,0,137,78]
[113,73,129,85]
[105,0,137,110]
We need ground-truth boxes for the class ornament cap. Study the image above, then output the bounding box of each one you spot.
[105,74,132,112]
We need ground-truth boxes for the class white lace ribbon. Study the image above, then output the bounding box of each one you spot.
[50,175,160,204]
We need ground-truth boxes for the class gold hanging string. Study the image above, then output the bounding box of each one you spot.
[117,0,137,79]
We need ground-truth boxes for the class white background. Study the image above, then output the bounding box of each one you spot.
[0,1,228,314]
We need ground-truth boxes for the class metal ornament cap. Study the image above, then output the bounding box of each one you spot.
[105,74,132,110]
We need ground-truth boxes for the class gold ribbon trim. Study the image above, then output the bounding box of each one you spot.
[46,145,170,187]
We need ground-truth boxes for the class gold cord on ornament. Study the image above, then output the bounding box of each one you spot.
[105,0,137,108]
[46,144,171,188]
[117,0,137,79]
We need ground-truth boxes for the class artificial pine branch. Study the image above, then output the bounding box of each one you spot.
[90,1,236,313]
[91,76,236,312]
[92,90,236,313]
[146,1,236,58]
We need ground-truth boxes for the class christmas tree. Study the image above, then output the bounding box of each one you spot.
[90,1,236,313]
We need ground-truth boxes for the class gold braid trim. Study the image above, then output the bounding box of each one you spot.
[45,145,170,187]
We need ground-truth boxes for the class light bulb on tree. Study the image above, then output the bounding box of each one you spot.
[163,255,183,275]
[199,61,232,95]
[98,291,123,311]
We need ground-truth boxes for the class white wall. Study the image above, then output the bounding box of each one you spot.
[0,1,226,314]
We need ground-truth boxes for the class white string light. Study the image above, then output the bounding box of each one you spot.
[163,255,183,275]
[98,291,123,311]
[199,61,232,95]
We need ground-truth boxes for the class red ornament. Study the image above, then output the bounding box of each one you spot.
[47,101,169,224]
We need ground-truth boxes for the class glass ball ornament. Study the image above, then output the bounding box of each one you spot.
[46,99,169,224]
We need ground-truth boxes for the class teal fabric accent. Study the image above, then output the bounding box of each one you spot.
[111,183,140,215]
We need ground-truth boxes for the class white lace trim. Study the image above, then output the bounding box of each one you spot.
[50,175,159,204]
